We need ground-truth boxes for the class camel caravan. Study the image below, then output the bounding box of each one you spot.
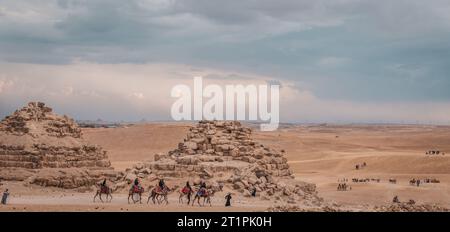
[336,178,352,191]
[352,178,380,183]
[409,178,440,187]
[425,150,445,155]
[332,176,440,191]
[337,183,351,191]
[93,177,222,206]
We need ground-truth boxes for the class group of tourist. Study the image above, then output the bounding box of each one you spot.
[1,178,235,207]
[355,162,367,170]
[344,177,440,188]
[126,178,234,207]
[337,183,351,191]
[425,150,445,155]
[409,178,440,186]
[409,178,422,187]
[352,178,380,183]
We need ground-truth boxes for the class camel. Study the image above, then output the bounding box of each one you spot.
[147,185,173,205]
[192,188,216,207]
[128,185,145,204]
[430,179,440,183]
[178,186,194,205]
[93,184,113,203]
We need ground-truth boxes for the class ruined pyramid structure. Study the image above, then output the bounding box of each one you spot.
[125,120,322,205]
[0,102,117,188]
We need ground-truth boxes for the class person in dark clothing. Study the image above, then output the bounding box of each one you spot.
[183,181,193,204]
[225,193,232,207]
[102,178,107,186]
[1,189,9,205]
[185,181,192,191]
[251,187,257,197]
[198,181,207,196]
[159,179,165,189]
[133,178,140,190]
[100,178,107,192]
[393,195,399,203]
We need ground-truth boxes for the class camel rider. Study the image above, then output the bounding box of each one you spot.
[159,179,165,190]
[201,181,206,189]
[198,181,207,196]
[183,181,192,194]
[100,178,107,192]
[132,178,141,192]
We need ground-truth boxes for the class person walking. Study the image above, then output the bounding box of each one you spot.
[225,193,232,207]
[251,187,257,197]
[1,189,9,205]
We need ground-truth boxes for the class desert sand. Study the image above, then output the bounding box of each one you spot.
[1,122,450,211]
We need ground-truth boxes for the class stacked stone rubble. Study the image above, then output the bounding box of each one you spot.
[125,120,322,205]
[0,144,110,169]
[0,102,81,138]
[0,102,115,188]
[373,203,449,212]
[145,121,292,177]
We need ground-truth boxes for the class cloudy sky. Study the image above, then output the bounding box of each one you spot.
[0,0,449,124]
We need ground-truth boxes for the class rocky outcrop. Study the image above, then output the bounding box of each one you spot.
[0,102,116,188]
[267,202,450,212]
[123,120,322,205]
[266,205,346,212]
[373,203,449,212]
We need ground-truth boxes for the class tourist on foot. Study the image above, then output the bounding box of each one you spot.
[1,189,9,205]
[251,187,257,197]
[225,193,232,207]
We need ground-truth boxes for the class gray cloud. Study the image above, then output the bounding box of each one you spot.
[1,62,449,124]
[0,0,449,122]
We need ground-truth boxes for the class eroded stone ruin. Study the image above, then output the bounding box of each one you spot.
[0,102,117,188]
[123,120,322,205]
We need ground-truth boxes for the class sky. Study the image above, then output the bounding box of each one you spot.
[0,0,449,124]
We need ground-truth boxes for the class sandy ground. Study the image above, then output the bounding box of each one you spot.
[252,124,450,208]
[1,123,449,211]
[0,181,268,212]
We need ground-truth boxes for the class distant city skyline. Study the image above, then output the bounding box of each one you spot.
[1,1,450,124]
